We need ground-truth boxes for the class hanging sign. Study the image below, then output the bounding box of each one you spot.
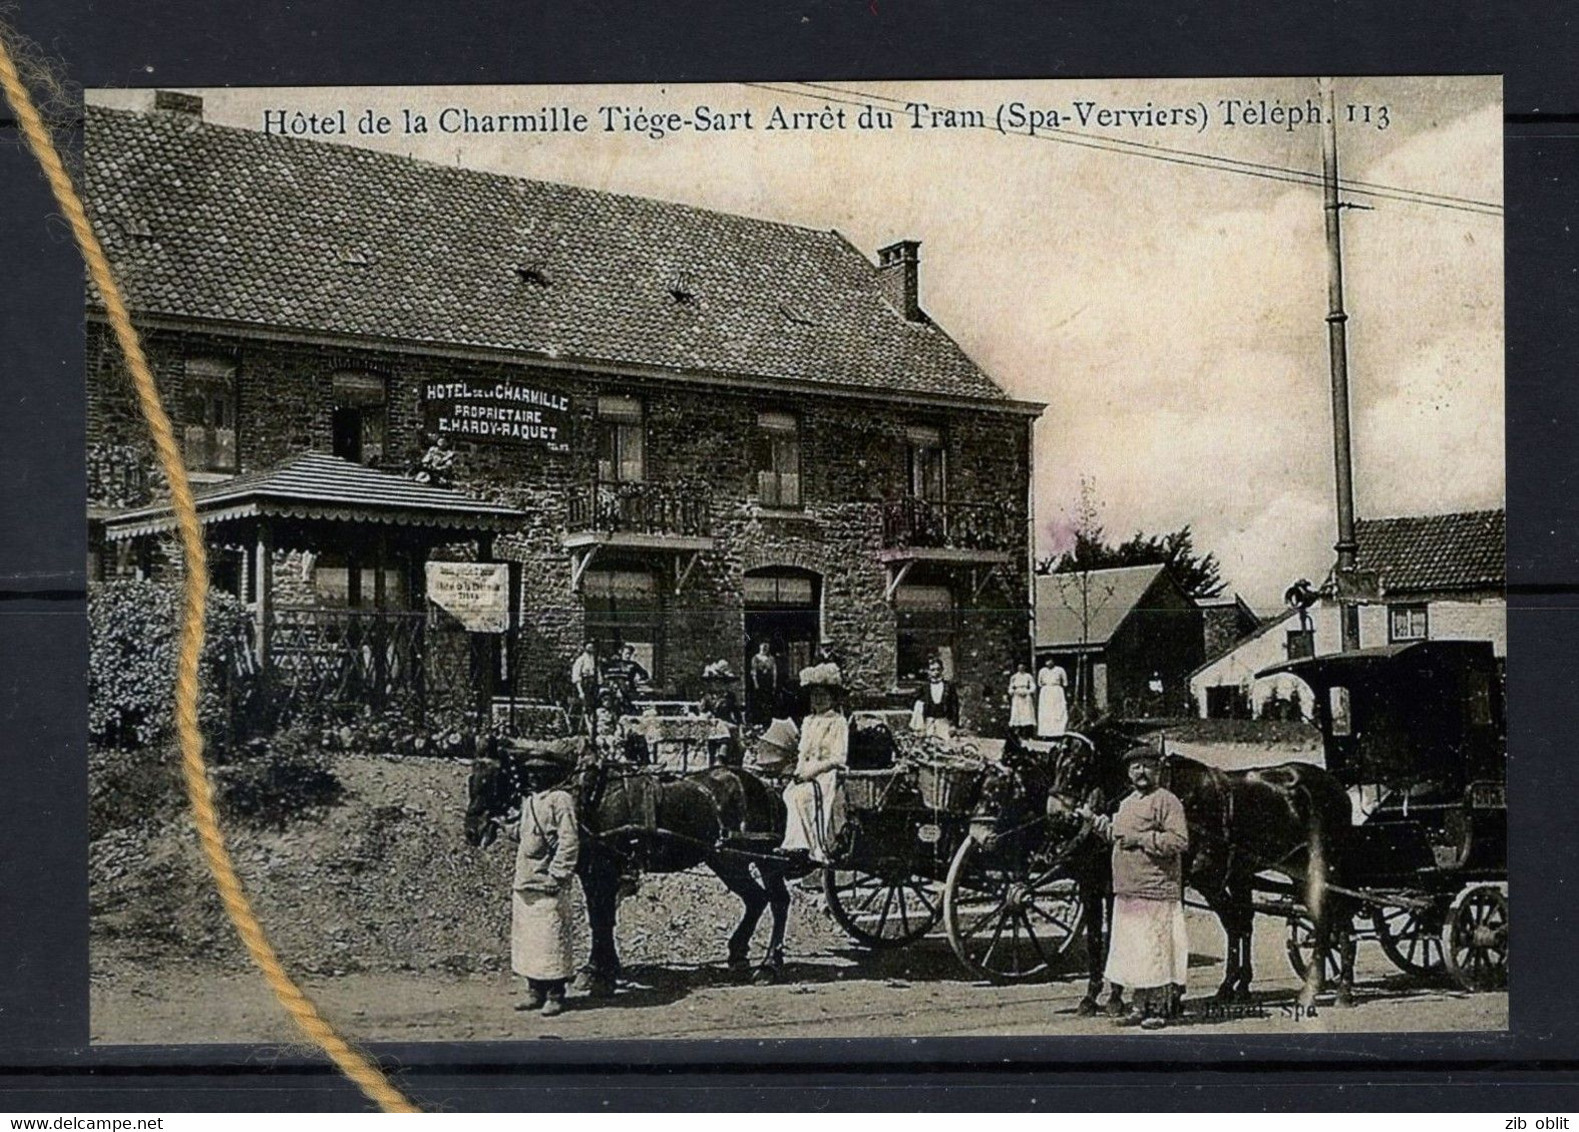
[426,561,511,632]
[423,379,571,451]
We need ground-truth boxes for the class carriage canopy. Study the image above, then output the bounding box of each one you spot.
[1258,640,1504,789]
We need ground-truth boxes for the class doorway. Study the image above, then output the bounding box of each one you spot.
[743,568,820,725]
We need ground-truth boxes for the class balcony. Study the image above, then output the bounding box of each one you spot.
[563,479,715,593]
[880,497,1016,557]
[879,497,1017,601]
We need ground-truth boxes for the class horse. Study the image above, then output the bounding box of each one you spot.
[1032,721,1358,1010]
[464,738,793,995]
[966,731,1116,1012]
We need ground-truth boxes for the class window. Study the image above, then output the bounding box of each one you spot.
[596,395,645,483]
[331,371,388,465]
[1286,628,1315,660]
[1388,603,1429,642]
[907,424,946,503]
[182,358,237,473]
[895,582,956,682]
[1329,686,1352,737]
[753,410,801,507]
[743,572,816,607]
[583,568,660,679]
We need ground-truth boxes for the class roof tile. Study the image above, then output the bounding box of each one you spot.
[86,107,1013,405]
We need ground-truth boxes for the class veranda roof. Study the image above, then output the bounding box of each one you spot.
[101,451,522,541]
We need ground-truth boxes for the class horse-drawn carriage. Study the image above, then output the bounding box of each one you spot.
[1258,639,1508,992]
[466,639,1505,1001]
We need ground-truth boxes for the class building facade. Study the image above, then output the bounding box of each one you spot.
[86,97,1043,730]
[1033,564,1203,718]
[1191,509,1506,719]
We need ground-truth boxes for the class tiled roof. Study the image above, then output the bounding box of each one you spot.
[85,106,1017,406]
[1354,509,1505,594]
[1035,564,1169,649]
[102,452,520,539]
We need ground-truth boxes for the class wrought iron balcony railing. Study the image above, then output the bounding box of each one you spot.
[880,496,1016,553]
[566,479,713,539]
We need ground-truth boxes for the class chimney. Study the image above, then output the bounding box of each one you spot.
[152,90,204,119]
[877,240,923,322]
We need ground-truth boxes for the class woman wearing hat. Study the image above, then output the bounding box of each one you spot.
[778,662,848,869]
[510,748,582,1017]
[1088,744,1189,1029]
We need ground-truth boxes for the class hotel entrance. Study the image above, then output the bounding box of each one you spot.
[743,568,820,725]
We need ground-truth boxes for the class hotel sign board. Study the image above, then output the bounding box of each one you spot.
[426,561,511,633]
[423,380,571,452]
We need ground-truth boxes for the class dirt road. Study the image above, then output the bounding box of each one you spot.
[92,902,1504,1045]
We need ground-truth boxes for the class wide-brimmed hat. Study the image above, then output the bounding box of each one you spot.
[758,717,801,755]
[506,737,582,770]
[799,661,844,689]
[702,659,738,681]
[1121,744,1164,766]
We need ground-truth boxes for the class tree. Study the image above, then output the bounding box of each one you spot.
[1037,479,1226,600]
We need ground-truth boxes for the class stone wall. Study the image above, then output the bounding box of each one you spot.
[88,323,1035,733]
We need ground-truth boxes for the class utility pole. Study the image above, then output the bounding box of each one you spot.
[1320,76,1361,652]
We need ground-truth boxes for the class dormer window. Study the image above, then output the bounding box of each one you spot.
[780,301,815,326]
[514,261,551,287]
[668,271,698,305]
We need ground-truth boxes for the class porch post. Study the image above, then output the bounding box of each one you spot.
[254,520,273,670]
[373,532,389,610]
[477,531,497,715]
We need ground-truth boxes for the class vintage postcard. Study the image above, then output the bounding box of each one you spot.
[84,78,1504,1043]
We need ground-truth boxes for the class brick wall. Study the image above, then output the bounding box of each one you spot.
[88,323,1034,733]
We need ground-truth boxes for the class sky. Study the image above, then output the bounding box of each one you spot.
[90,78,1504,610]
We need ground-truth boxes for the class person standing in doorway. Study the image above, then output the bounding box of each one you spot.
[1007,662,1037,737]
[1038,656,1069,737]
[510,747,582,1018]
[748,640,780,727]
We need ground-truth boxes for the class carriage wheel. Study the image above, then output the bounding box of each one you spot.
[1373,903,1446,977]
[1285,913,1356,986]
[943,835,1084,984]
[1441,883,1508,992]
[822,866,942,949]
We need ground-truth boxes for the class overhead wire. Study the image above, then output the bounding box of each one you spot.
[743,81,1502,218]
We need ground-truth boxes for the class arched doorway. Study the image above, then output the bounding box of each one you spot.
[743,567,820,724]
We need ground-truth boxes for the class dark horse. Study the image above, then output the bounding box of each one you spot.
[464,738,793,994]
[996,722,1357,1010]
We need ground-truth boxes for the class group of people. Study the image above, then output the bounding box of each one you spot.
[1007,656,1071,739]
[507,643,1190,1028]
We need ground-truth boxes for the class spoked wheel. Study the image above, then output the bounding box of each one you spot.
[1286,913,1357,986]
[1373,902,1447,977]
[943,834,1084,983]
[1441,882,1508,991]
[822,865,942,949]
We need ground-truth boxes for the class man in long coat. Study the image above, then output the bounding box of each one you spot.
[511,750,582,1017]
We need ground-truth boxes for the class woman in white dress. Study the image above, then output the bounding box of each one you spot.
[1037,657,1069,737]
[779,663,848,867]
[1007,662,1037,736]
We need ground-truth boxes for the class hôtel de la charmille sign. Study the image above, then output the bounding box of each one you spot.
[423,379,571,452]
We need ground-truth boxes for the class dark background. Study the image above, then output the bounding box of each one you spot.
[1,0,1575,1111]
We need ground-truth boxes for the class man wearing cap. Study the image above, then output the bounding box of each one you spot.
[1091,745,1190,1029]
[510,745,582,1017]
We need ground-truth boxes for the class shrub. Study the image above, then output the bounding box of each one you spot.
[87,579,263,750]
[214,722,345,829]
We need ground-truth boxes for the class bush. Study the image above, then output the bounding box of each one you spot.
[88,579,264,750]
[215,722,345,829]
